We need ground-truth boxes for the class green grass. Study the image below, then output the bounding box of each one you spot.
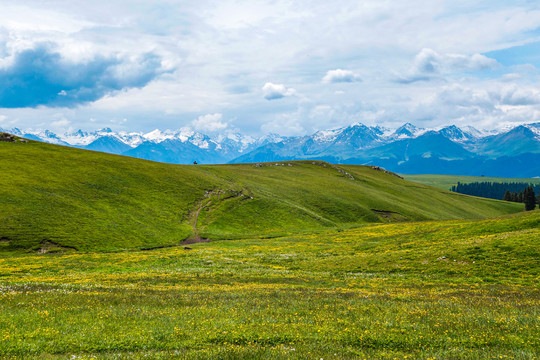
[0,211,538,359]
[0,141,523,251]
[403,174,540,191]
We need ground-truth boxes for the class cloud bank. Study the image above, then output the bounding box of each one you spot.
[396,48,499,83]
[1,1,540,135]
[0,43,166,108]
[191,113,229,132]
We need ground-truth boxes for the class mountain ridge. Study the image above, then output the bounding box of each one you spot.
[2,121,539,176]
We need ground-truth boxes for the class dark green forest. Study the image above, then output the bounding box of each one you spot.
[451,182,539,205]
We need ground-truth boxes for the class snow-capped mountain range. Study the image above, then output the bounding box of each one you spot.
[2,122,540,176]
[5,127,261,150]
[0,126,287,164]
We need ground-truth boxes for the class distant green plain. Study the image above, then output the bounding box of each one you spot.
[403,174,540,191]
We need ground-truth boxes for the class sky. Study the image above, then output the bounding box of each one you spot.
[1,0,540,136]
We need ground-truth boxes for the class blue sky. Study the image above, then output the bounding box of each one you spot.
[1,0,540,136]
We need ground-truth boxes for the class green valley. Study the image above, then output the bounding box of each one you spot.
[0,139,538,359]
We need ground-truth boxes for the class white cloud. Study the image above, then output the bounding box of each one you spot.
[51,118,70,127]
[400,82,540,130]
[110,118,128,124]
[322,69,361,84]
[417,49,497,73]
[192,113,228,132]
[262,82,296,100]
[260,112,305,135]
[500,73,522,82]
[494,86,540,106]
[396,48,499,83]
[426,84,540,110]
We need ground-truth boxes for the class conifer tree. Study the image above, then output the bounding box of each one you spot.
[524,186,536,211]
[503,190,512,201]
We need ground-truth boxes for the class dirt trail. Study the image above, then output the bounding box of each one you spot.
[181,188,250,245]
[182,199,210,245]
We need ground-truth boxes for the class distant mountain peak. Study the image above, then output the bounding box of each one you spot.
[394,123,423,138]
[43,129,60,137]
[400,122,416,129]
[143,129,177,143]
[69,129,88,137]
[437,125,475,142]
[505,125,536,136]
[349,121,368,128]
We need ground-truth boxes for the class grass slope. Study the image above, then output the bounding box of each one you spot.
[0,211,538,359]
[0,140,522,251]
[404,174,540,190]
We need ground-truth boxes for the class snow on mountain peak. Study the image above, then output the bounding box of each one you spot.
[437,125,472,142]
[259,133,284,143]
[349,121,368,128]
[312,127,344,142]
[524,122,540,137]
[400,122,416,130]
[392,123,426,139]
[460,126,482,137]
[226,132,256,144]
[62,129,97,146]
[144,129,171,142]
[214,132,257,152]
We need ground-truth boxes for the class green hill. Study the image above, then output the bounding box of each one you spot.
[0,140,523,251]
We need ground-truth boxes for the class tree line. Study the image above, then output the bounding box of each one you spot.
[450,182,539,210]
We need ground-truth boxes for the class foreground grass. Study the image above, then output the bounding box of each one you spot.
[1,211,538,359]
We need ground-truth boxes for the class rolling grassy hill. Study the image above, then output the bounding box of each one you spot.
[0,139,523,251]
